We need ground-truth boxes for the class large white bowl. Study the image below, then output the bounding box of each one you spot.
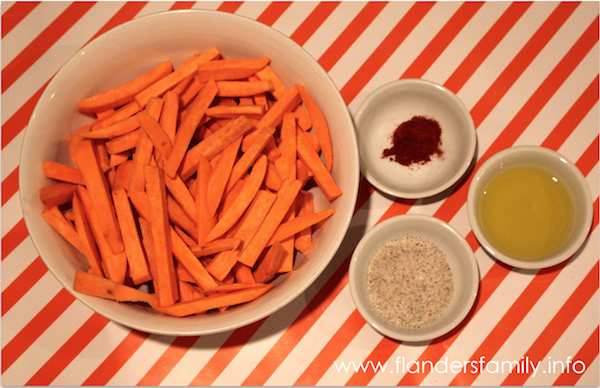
[19,10,360,336]
[467,146,593,270]
[349,214,480,342]
[354,79,476,199]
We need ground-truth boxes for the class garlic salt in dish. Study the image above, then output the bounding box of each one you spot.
[348,215,480,342]
[467,146,593,270]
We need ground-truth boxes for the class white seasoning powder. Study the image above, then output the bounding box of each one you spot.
[366,236,453,329]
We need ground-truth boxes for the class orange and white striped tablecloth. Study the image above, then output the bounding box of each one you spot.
[2,1,598,386]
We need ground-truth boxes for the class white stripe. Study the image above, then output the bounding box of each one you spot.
[234,1,271,21]
[559,103,599,164]
[1,1,70,69]
[2,130,24,181]
[1,2,16,14]
[134,2,176,18]
[1,236,38,292]
[576,354,599,386]
[271,1,318,38]
[1,194,22,238]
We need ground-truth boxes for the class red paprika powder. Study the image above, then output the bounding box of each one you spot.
[382,115,443,167]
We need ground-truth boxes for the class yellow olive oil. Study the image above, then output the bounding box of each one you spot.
[479,165,574,261]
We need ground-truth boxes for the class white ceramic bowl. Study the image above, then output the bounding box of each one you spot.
[348,214,480,342]
[354,79,476,199]
[467,146,593,270]
[19,10,360,336]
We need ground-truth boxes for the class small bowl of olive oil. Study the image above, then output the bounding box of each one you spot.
[467,146,593,270]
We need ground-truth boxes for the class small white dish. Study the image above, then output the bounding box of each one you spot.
[349,214,480,342]
[467,146,593,270]
[354,79,476,199]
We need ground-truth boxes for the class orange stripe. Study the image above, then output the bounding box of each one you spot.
[190,319,266,385]
[542,76,599,150]
[469,2,579,128]
[343,337,400,386]
[445,2,532,93]
[1,2,96,93]
[2,166,19,206]
[89,1,148,41]
[218,1,244,13]
[1,256,47,316]
[290,2,340,46]
[26,313,110,385]
[402,2,484,79]
[318,1,387,73]
[340,2,435,105]
[434,15,599,225]
[256,2,292,27]
[1,2,40,38]
[170,2,196,10]
[501,260,599,385]
[135,336,200,386]
[82,330,151,386]
[1,288,75,374]
[576,135,599,177]
[294,309,366,386]
[2,218,28,261]
[2,82,47,149]
[552,326,599,385]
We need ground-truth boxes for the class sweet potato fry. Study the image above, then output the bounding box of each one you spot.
[195,57,270,83]
[170,227,218,291]
[73,138,124,254]
[43,161,86,186]
[112,189,152,285]
[105,129,140,154]
[135,47,220,108]
[216,80,274,97]
[265,161,283,191]
[74,270,159,308]
[297,84,333,171]
[137,110,172,159]
[111,160,134,191]
[273,112,297,180]
[91,101,140,132]
[42,206,83,253]
[267,208,335,247]
[154,284,273,317]
[294,190,314,253]
[144,164,179,306]
[167,195,199,242]
[296,128,342,202]
[164,172,197,222]
[238,178,303,267]
[205,104,265,118]
[160,90,179,144]
[233,263,255,284]
[81,115,140,139]
[127,128,154,193]
[253,240,285,283]
[78,61,173,113]
[190,238,241,257]
[206,136,241,218]
[40,182,77,208]
[195,155,216,244]
[72,192,104,277]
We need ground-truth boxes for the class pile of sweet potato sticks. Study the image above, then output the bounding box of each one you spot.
[39,46,342,317]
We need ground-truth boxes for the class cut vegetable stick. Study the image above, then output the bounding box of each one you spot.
[273,112,297,180]
[144,164,179,306]
[160,90,179,144]
[68,125,91,166]
[109,150,131,167]
[233,262,255,284]
[74,270,159,308]
[170,227,218,291]
[180,75,205,108]
[179,114,254,180]
[294,105,312,131]
[43,161,86,185]
[239,96,254,105]
[155,284,272,317]
[217,178,245,221]
[206,189,276,280]
[202,282,264,294]
[296,158,313,186]
[237,178,303,267]
[111,160,134,191]
[179,281,205,302]
[254,65,287,100]
[190,238,241,257]
[105,129,140,154]
[73,138,124,254]
[241,85,301,152]
[135,47,220,108]
[174,225,198,248]
[265,161,283,191]
[206,136,241,218]
[91,101,140,131]
[294,190,313,253]
[225,126,275,193]
[167,194,198,242]
[42,206,83,253]
[195,57,270,83]
[204,154,267,242]
[137,110,172,158]
[96,108,115,121]
[78,61,173,113]
[81,115,140,139]
[164,172,197,222]
[112,189,152,285]
[95,140,111,173]
[172,73,194,95]
[127,128,154,193]
[72,193,104,277]
[77,186,127,284]
[164,79,217,178]
[253,240,285,283]
[267,208,334,247]
[138,216,160,292]
[205,104,265,118]
[39,183,77,210]
[277,205,295,273]
[296,84,333,171]
[216,80,274,97]
[296,128,342,202]
[195,155,215,244]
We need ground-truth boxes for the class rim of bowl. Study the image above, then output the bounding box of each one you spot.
[348,214,480,342]
[19,9,360,336]
[354,78,477,199]
[467,145,593,270]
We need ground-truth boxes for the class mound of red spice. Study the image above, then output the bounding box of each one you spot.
[382,115,443,167]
